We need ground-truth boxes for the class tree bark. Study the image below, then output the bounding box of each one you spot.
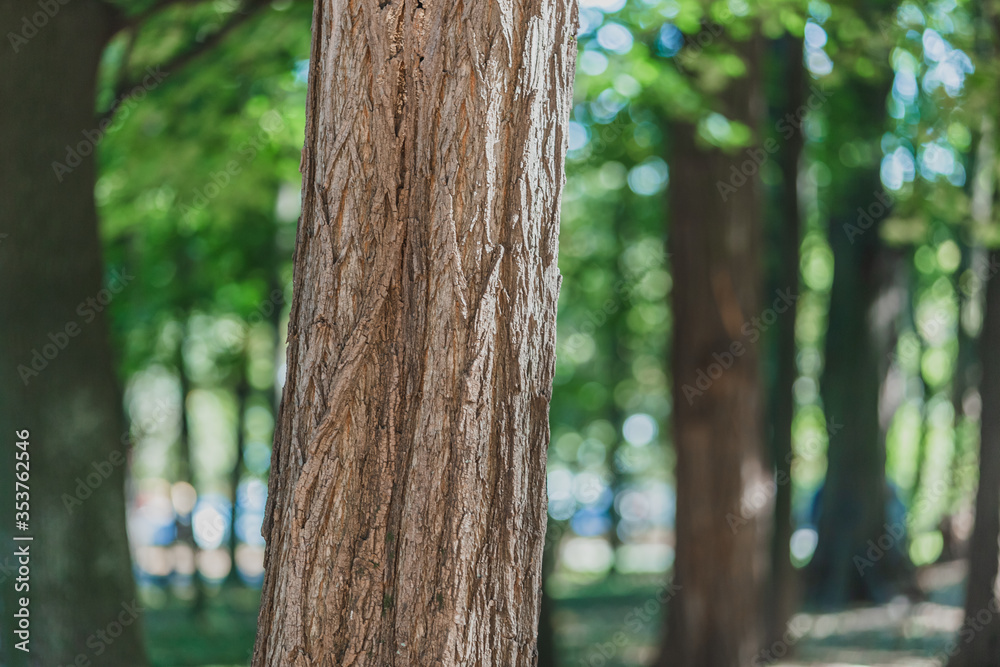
[0,3,148,665]
[252,0,576,663]
[949,249,1000,667]
[660,35,770,667]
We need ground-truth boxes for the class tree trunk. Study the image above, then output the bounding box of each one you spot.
[764,34,804,644]
[804,17,908,604]
[535,520,560,667]
[807,212,907,605]
[226,368,250,586]
[252,0,576,663]
[176,340,207,610]
[946,120,995,525]
[949,248,1000,667]
[660,35,770,667]
[0,3,148,665]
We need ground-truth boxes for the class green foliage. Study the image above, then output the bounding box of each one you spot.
[86,0,1000,648]
[97,7,310,379]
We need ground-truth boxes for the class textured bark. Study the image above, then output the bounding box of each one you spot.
[252,0,576,664]
[660,36,770,667]
[0,3,148,665]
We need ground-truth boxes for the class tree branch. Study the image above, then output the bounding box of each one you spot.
[125,0,187,29]
[106,26,139,107]
[98,0,270,125]
[106,0,201,37]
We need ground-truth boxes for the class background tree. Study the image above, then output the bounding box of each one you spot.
[0,5,147,664]
[804,0,911,606]
[0,1,306,662]
[763,32,806,641]
[948,8,1000,664]
[950,248,1000,667]
[8,0,1000,663]
[661,30,770,667]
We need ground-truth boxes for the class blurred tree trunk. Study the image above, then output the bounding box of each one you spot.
[0,4,148,666]
[947,110,1000,666]
[608,206,630,557]
[949,248,1000,667]
[807,200,908,604]
[804,12,909,604]
[660,35,770,667]
[175,342,207,610]
[535,520,561,667]
[937,239,980,561]
[226,366,250,586]
[765,34,804,644]
[951,242,980,427]
[910,362,932,499]
[252,0,576,663]
[947,121,995,523]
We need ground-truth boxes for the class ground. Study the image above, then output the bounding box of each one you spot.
[144,561,972,666]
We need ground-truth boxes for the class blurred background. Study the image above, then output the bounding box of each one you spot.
[4,0,1000,664]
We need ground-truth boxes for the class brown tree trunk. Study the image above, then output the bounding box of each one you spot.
[949,249,1000,667]
[0,3,148,665]
[252,0,577,663]
[660,35,770,667]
